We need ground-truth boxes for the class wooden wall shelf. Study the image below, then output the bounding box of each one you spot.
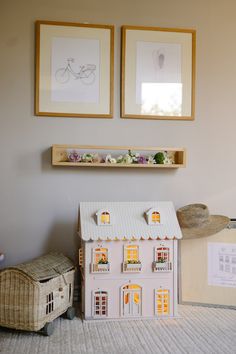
[52,145,186,168]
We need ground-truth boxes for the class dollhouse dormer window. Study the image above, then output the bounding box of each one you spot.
[152,212,160,223]
[145,208,161,225]
[91,248,110,273]
[96,209,112,226]
[153,247,172,272]
[123,245,142,273]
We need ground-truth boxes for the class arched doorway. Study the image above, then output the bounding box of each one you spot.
[122,284,142,316]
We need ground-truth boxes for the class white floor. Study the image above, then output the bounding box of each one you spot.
[1,305,236,354]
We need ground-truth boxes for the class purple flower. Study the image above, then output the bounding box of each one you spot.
[138,156,147,164]
[68,151,81,162]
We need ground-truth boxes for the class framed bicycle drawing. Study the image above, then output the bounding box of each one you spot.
[35,21,114,118]
[121,25,196,120]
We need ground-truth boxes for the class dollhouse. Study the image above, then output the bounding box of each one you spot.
[79,201,182,320]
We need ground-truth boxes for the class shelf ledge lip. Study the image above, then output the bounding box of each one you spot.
[52,162,183,168]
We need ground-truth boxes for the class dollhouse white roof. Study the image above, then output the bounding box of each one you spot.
[79,202,182,241]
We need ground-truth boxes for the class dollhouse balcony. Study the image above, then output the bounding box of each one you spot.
[153,261,172,272]
[122,262,142,273]
[91,263,110,273]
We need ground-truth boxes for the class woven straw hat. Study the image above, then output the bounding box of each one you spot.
[176,203,230,239]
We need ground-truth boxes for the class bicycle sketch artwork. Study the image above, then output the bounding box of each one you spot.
[55,58,96,85]
[36,21,114,117]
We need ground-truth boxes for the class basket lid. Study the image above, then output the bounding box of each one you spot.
[9,252,75,282]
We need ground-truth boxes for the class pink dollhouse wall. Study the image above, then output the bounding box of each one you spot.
[82,239,178,319]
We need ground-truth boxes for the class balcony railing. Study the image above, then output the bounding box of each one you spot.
[153,261,172,272]
[122,262,142,273]
[91,263,110,273]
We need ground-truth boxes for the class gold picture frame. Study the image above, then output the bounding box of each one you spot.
[121,25,196,120]
[35,20,114,118]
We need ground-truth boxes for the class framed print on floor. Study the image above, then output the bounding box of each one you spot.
[35,21,114,118]
[121,25,196,120]
[179,226,236,308]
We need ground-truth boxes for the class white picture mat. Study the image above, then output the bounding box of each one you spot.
[180,229,236,307]
[124,29,192,116]
[39,24,111,115]
[208,242,236,288]
[136,41,182,116]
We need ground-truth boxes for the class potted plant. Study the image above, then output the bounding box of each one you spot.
[97,258,109,271]
[153,258,172,271]
[154,258,167,270]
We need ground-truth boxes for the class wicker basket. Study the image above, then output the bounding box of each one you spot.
[0,252,75,332]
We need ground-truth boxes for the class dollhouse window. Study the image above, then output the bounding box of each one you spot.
[94,248,108,264]
[125,245,139,262]
[152,212,160,223]
[101,212,110,224]
[93,291,108,317]
[146,208,161,225]
[153,247,172,272]
[46,292,54,315]
[156,247,169,262]
[69,284,72,302]
[91,248,110,273]
[155,289,170,316]
[96,209,112,225]
[123,245,142,272]
[122,284,142,317]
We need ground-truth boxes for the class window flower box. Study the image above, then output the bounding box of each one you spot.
[92,263,110,273]
[153,261,172,272]
[123,261,142,273]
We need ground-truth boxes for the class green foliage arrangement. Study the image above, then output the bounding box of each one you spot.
[154,152,165,164]
[127,260,141,264]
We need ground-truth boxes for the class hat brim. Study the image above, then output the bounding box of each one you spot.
[180,215,230,239]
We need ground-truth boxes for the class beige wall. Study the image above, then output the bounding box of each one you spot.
[1,0,236,266]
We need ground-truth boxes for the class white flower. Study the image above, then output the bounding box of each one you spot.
[105,155,117,163]
[163,151,174,164]
[164,157,171,164]
[147,156,156,164]
[117,155,124,163]
[105,154,112,163]
[123,154,133,164]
